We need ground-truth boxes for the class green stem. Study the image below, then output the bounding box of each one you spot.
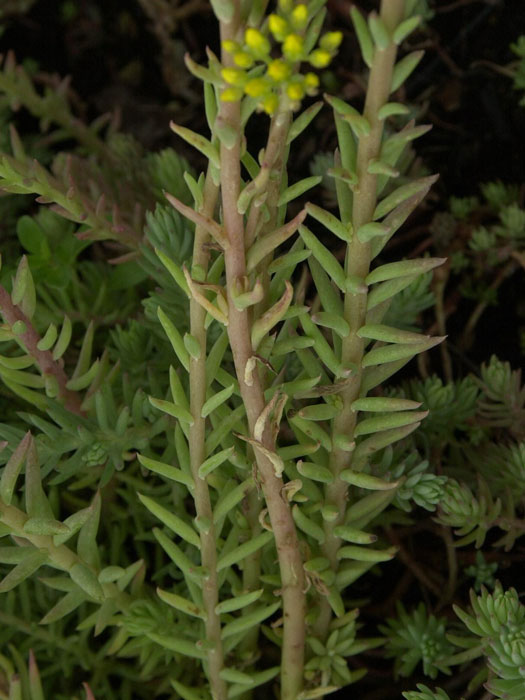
[218,13,305,699]
[187,170,227,699]
[316,0,406,638]
[0,498,130,609]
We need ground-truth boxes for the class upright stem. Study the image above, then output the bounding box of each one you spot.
[316,0,405,638]
[241,111,292,663]
[218,13,305,698]
[188,172,226,699]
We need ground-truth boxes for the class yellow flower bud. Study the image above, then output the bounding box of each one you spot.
[268,14,289,41]
[304,72,320,94]
[267,59,292,82]
[222,40,239,54]
[221,67,246,85]
[283,33,304,61]
[290,3,308,30]
[221,87,244,102]
[262,93,279,115]
[309,48,332,68]
[286,82,304,101]
[278,0,293,14]
[244,28,271,56]
[319,31,343,52]
[233,51,254,68]
[244,78,268,98]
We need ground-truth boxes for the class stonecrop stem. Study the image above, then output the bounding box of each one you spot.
[314,0,407,640]
[218,5,306,698]
[187,170,227,698]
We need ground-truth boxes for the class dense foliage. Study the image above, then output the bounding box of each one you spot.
[0,1,524,699]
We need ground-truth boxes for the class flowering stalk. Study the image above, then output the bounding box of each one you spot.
[217,9,307,696]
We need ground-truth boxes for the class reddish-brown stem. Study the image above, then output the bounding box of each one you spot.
[218,12,305,699]
[0,284,84,416]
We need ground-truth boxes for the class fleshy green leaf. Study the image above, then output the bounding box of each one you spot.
[149,396,194,425]
[393,16,421,45]
[362,337,444,367]
[201,384,235,418]
[354,410,428,436]
[215,588,263,614]
[0,549,47,592]
[292,504,325,543]
[170,122,220,168]
[287,102,323,144]
[138,453,194,489]
[278,176,323,207]
[299,225,347,292]
[297,460,334,484]
[358,324,431,344]
[69,562,105,602]
[51,316,72,361]
[391,50,424,92]
[350,7,374,67]
[198,446,235,478]
[339,470,398,491]
[221,602,280,639]
[157,587,206,619]
[337,544,396,562]
[77,492,101,569]
[352,396,421,412]
[333,525,378,544]
[366,256,445,284]
[138,494,200,548]
[148,632,207,659]
[374,178,437,220]
[368,12,391,50]
[217,531,273,572]
[0,431,31,505]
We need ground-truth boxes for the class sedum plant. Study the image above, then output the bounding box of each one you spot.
[1,1,523,699]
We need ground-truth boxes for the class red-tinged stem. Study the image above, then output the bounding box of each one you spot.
[218,11,306,699]
[0,284,84,416]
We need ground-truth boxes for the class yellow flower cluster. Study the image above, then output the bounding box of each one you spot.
[220,1,342,115]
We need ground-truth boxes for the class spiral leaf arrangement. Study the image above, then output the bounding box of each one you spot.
[0,1,523,699]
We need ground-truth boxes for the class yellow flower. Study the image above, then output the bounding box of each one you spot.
[290,3,308,31]
[222,40,239,54]
[303,73,320,96]
[319,31,343,52]
[244,28,271,56]
[283,33,304,61]
[309,48,332,68]
[244,78,268,98]
[262,93,279,115]
[267,59,292,82]
[233,51,254,68]
[286,82,304,101]
[221,67,246,85]
[268,14,288,41]
[221,87,243,102]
